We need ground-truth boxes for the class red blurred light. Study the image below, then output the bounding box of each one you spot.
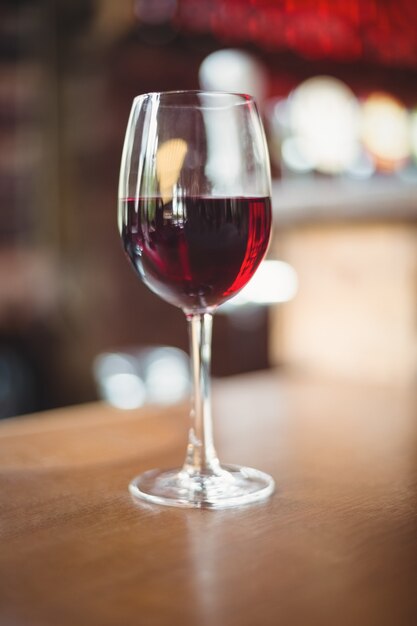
[175,0,417,67]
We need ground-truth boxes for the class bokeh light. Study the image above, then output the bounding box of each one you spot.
[199,49,268,102]
[288,76,360,174]
[361,92,410,172]
[94,348,190,409]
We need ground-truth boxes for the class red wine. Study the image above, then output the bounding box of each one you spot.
[120,196,272,311]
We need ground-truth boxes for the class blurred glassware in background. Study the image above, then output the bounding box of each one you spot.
[93,346,190,409]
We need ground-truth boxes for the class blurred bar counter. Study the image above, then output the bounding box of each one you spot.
[0,369,416,626]
[270,177,417,387]
[272,177,417,225]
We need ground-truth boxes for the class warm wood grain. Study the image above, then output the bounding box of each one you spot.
[0,371,416,626]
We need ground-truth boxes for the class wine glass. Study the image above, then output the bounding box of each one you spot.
[118,91,274,508]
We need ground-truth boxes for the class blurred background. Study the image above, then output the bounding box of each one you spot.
[1,0,417,418]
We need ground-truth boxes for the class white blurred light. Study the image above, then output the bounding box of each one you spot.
[281,137,313,173]
[220,260,298,311]
[289,76,360,174]
[94,353,146,409]
[94,353,137,379]
[199,49,267,102]
[94,347,190,409]
[361,92,410,170]
[273,98,291,129]
[100,373,147,410]
[145,348,190,405]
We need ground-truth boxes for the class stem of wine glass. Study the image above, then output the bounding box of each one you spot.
[183,313,222,477]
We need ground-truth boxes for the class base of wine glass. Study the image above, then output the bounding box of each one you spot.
[129,464,275,509]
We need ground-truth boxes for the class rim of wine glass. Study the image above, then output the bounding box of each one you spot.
[132,90,256,109]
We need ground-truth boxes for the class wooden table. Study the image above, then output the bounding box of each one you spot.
[0,371,416,626]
